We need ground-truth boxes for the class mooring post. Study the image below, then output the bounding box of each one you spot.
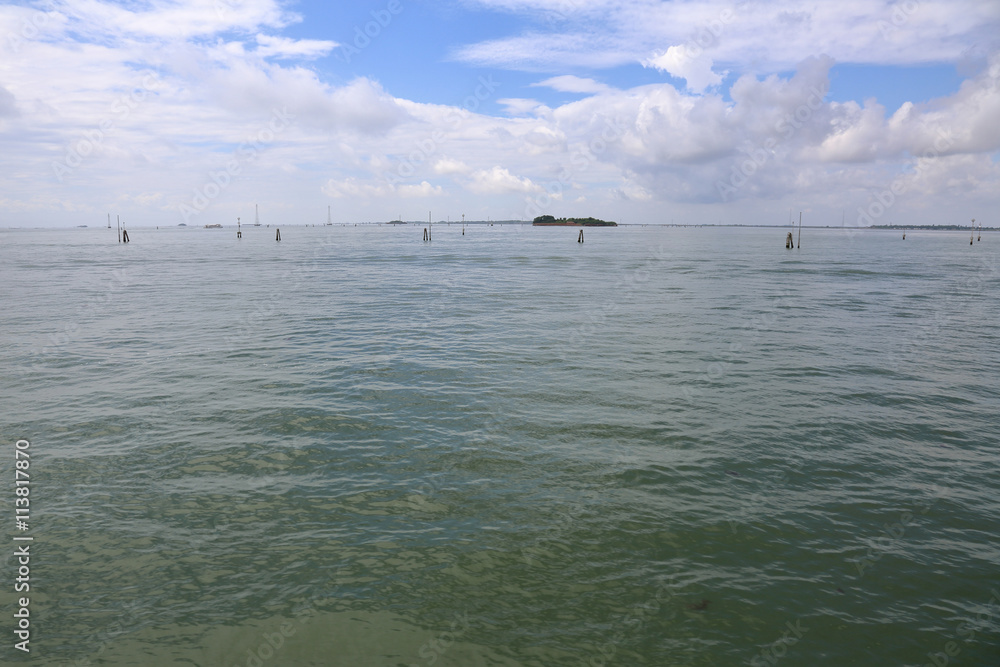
[578,229,584,243]
[237,217,241,239]
[276,228,281,241]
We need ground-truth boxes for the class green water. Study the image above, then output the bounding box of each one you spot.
[1,224,998,665]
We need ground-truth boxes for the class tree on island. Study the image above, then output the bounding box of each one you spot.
[532,215,617,226]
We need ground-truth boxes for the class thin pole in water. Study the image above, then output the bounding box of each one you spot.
[117,215,121,243]
[797,212,802,249]
[971,219,975,245]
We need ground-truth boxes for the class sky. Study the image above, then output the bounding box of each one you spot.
[1,0,999,228]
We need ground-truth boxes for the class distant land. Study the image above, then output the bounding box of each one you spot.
[870,224,995,231]
[532,215,617,226]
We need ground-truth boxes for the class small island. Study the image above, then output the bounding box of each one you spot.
[532,215,617,226]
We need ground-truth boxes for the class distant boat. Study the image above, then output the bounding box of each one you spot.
[204,223,222,229]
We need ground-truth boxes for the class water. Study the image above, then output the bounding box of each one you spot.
[1,224,998,666]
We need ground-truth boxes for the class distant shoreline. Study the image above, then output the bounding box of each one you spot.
[2,223,994,231]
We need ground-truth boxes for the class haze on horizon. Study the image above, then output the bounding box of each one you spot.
[0,0,998,229]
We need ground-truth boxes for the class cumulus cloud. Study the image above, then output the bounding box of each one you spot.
[643,46,724,93]
[433,158,470,175]
[398,181,444,197]
[467,166,542,194]
[498,98,549,116]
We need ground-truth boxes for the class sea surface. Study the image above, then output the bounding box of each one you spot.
[1,224,998,666]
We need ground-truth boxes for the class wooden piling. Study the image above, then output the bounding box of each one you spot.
[785,231,793,249]
[797,211,802,249]
[578,229,584,243]
[276,228,281,241]
[423,227,428,241]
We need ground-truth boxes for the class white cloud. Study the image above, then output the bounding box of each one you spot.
[322,178,441,199]
[54,0,295,39]
[532,75,612,95]
[498,98,549,116]
[398,181,444,197]
[643,46,724,93]
[455,1,1000,74]
[323,177,389,199]
[433,158,470,175]
[467,166,543,194]
[255,34,337,60]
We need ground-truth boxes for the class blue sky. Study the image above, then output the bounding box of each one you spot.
[0,0,999,227]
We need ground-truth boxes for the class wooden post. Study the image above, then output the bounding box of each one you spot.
[423,227,428,241]
[578,229,584,243]
[276,228,281,241]
[797,211,802,249]
[237,217,241,239]
[117,215,121,243]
